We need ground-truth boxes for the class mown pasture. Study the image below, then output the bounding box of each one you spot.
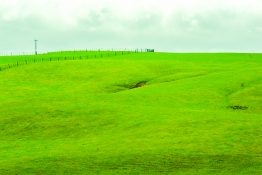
[0,51,261,174]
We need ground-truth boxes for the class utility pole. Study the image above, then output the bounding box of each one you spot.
[34,40,38,55]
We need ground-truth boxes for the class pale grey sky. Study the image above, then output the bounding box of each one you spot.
[0,0,262,53]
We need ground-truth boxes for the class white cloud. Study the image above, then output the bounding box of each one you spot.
[0,0,262,52]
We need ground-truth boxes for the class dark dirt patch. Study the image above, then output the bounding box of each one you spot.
[228,105,248,110]
[133,81,147,88]
[111,81,148,93]
[116,81,148,90]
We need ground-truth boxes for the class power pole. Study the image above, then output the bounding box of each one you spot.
[34,40,38,55]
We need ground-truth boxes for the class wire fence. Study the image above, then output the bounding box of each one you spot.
[0,48,155,56]
[0,49,154,72]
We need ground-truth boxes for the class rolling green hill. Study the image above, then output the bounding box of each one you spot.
[0,52,261,174]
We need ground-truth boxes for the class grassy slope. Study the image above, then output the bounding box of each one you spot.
[0,52,262,174]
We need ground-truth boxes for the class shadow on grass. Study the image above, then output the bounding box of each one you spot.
[1,153,261,174]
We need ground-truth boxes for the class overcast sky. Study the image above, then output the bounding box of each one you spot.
[0,0,262,53]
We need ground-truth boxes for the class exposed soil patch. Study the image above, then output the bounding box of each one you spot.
[228,105,248,110]
[133,81,147,89]
[113,81,148,92]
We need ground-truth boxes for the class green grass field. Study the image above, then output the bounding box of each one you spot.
[0,51,261,174]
